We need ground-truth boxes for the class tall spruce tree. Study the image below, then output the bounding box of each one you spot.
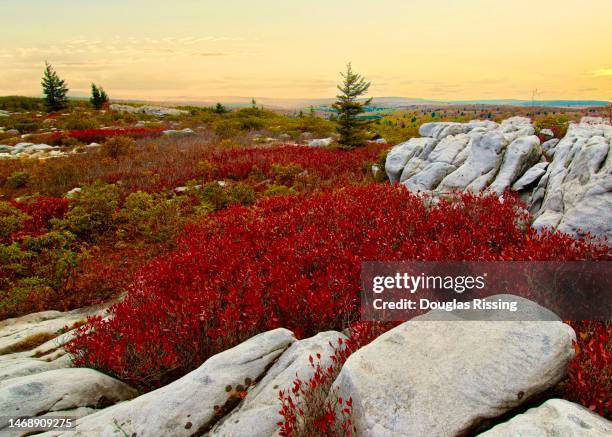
[41,62,69,112]
[332,63,372,148]
[90,83,109,109]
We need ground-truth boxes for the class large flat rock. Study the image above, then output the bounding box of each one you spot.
[331,315,575,436]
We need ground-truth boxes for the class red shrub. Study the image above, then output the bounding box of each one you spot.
[279,339,357,437]
[10,196,69,239]
[133,143,387,194]
[66,185,608,391]
[564,321,611,418]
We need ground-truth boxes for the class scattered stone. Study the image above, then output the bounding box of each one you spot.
[65,187,82,198]
[539,128,554,138]
[480,399,612,437]
[307,137,334,147]
[162,128,195,136]
[110,104,188,117]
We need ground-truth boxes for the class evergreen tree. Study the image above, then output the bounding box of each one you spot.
[332,63,372,148]
[214,102,228,114]
[41,62,69,112]
[90,83,109,109]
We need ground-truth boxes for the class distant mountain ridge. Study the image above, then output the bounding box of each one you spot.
[168,96,610,110]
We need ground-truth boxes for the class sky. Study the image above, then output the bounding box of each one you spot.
[1,0,611,102]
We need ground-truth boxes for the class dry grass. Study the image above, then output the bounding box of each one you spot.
[1,332,58,355]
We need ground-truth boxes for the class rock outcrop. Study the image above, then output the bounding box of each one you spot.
[480,399,612,437]
[385,117,611,240]
[0,368,138,433]
[42,328,295,436]
[0,304,108,355]
[331,298,576,436]
[109,104,188,117]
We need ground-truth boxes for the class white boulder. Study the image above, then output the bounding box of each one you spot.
[307,137,334,147]
[331,300,575,436]
[0,368,138,431]
[480,399,612,437]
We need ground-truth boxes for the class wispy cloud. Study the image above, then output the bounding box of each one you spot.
[584,68,612,77]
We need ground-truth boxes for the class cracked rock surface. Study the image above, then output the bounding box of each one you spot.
[386,116,611,240]
[38,328,296,437]
[331,314,576,436]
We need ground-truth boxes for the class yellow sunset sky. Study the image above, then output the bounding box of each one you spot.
[1,0,610,101]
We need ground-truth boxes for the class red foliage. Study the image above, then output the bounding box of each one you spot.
[10,196,69,239]
[200,144,384,185]
[113,143,386,194]
[66,184,608,391]
[278,339,358,437]
[564,321,611,418]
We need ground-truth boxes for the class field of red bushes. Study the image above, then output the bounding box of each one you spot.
[66,185,608,402]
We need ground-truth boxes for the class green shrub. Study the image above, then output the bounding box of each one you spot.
[4,116,43,134]
[271,163,303,186]
[199,182,228,210]
[0,201,29,240]
[263,184,297,197]
[101,136,135,159]
[0,96,44,112]
[248,165,267,182]
[118,191,185,243]
[52,181,119,240]
[6,171,31,189]
[62,113,100,130]
[227,183,256,206]
[197,160,218,179]
[375,148,390,182]
[0,231,81,317]
[22,231,80,289]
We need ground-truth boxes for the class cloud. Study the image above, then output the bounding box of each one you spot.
[192,52,228,57]
[585,68,612,77]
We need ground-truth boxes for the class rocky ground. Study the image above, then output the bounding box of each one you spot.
[385,116,611,240]
[0,297,610,436]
